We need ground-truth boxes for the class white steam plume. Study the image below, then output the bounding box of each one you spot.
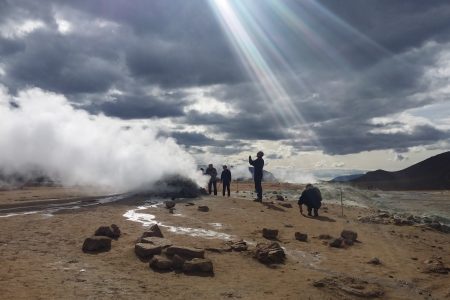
[0,87,206,192]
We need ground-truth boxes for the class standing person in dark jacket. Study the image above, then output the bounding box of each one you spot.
[220,165,232,197]
[205,164,218,195]
[298,183,322,217]
[249,151,264,202]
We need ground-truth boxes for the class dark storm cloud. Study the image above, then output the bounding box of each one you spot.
[288,122,450,155]
[1,0,449,153]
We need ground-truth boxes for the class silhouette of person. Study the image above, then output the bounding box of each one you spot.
[221,165,232,197]
[249,151,264,202]
[205,164,217,195]
[298,183,322,217]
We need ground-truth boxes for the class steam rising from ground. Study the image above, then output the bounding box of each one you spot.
[0,87,205,192]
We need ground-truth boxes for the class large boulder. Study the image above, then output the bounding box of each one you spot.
[254,242,285,264]
[183,258,214,274]
[166,246,205,259]
[172,254,186,269]
[82,236,112,253]
[262,228,279,240]
[94,224,121,239]
[141,224,164,238]
[140,237,172,248]
[149,255,173,271]
[135,243,162,258]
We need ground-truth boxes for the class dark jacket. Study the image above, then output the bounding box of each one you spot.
[221,169,232,183]
[205,167,217,181]
[298,187,322,209]
[249,157,264,178]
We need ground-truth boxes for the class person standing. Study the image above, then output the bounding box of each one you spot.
[298,183,322,217]
[221,165,232,197]
[249,151,264,202]
[205,164,218,195]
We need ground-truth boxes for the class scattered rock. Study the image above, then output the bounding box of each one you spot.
[185,202,195,206]
[295,232,308,242]
[368,257,382,265]
[183,258,214,274]
[284,224,294,228]
[313,276,384,298]
[164,200,175,209]
[135,243,162,259]
[276,195,284,201]
[422,257,450,274]
[149,255,173,271]
[82,236,112,253]
[198,206,209,212]
[318,234,333,240]
[140,237,172,248]
[172,254,185,269]
[262,228,279,240]
[94,224,121,239]
[229,240,248,252]
[329,238,344,248]
[254,242,285,264]
[141,224,164,238]
[279,203,293,208]
[340,230,357,242]
[166,246,205,259]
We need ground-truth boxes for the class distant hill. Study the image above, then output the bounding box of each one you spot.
[349,151,450,190]
[330,174,364,182]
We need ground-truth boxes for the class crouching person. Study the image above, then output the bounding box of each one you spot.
[298,184,322,217]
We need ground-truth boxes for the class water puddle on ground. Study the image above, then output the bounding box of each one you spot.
[123,204,235,241]
[0,194,130,218]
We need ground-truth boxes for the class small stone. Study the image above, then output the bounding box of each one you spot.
[341,230,358,242]
[230,240,248,252]
[318,234,333,240]
[166,246,205,258]
[262,228,279,240]
[295,232,308,242]
[82,236,112,253]
[284,224,294,228]
[164,200,175,209]
[329,238,344,248]
[183,258,214,274]
[149,255,173,271]
[368,257,381,265]
[141,224,164,238]
[276,195,284,201]
[280,203,293,208]
[135,243,162,258]
[254,242,285,264]
[198,206,209,212]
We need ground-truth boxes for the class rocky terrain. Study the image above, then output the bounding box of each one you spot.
[0,181,449,299]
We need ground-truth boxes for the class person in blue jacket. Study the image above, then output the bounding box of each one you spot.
[298,183,322,217]
[249,151,264,202]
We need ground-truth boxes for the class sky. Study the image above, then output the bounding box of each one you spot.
[1,0,450,182]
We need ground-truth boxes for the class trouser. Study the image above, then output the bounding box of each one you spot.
[222,181,230,197]
[307,206,319,217]
[254,175,262,200]
[208,180,217,195]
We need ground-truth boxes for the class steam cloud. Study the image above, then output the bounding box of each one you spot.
[0,86,206,192]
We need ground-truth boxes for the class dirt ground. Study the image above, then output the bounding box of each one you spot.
[0,182,449,299]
